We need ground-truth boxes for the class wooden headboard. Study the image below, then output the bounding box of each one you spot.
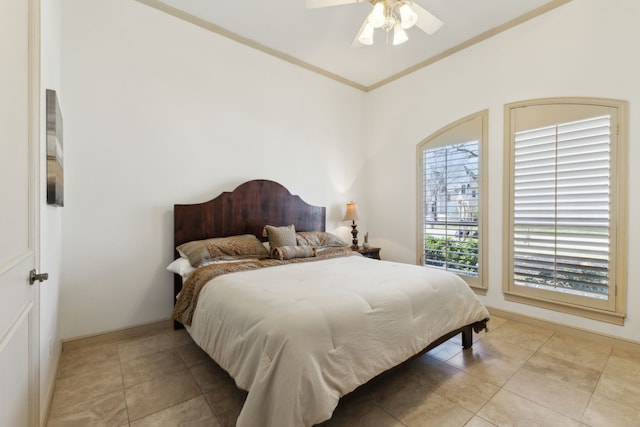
[174,180,325,248]
[173,179,326,321]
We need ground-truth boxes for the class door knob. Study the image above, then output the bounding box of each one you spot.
[29,269,49,285]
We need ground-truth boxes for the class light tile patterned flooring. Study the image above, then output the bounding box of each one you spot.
[46,316,640,426]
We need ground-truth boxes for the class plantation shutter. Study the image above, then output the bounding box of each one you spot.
[422,141,479,277]
[513,115,611,298]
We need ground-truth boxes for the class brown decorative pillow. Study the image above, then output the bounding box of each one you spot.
[177,234,269,267]
[271,245,317,261]
[264,224,297,249]
[296,231,348,248]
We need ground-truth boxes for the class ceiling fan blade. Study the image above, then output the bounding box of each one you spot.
[412,3,444,35]
[305,0,362,9]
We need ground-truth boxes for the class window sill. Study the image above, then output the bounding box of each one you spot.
[503,291,625,326]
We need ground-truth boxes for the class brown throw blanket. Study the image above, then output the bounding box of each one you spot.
[172,247,359,325]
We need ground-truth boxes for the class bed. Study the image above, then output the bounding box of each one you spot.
[171,179,489,427]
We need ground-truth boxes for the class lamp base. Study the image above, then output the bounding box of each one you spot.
[350,221,358,249]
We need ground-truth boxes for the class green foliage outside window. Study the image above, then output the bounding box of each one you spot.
[424,234,478,274]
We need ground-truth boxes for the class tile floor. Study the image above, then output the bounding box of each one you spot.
[46,316,640,426]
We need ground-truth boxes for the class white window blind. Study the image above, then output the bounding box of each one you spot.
[513,115,611,299]
[422,141,479,277]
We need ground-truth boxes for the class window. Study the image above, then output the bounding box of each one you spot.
[417,111,487,291]
[504,98,627,324]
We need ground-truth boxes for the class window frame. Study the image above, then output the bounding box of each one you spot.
[416,110,488,292]
[503,97,628,325]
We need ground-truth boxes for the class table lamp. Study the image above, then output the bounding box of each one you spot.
[342,202,359,249]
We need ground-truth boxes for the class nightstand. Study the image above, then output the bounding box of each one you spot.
[354,246,381,260]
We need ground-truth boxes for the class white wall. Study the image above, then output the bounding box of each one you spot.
[40,0,63,420]
[60,0,368,338]
[366,0,640,342]
[60,0,639,343]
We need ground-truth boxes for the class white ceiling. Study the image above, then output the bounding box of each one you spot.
[151,0,565,90]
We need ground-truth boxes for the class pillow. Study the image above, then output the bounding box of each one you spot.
[176,234,269,267]
[296,231,349,248]
[166,257,196,279]
[167,257,259,279]
[271,245,316,261]
[264,224,297,249]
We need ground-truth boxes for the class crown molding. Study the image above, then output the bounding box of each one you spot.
[134,0,368,91]
[135,0,572,92]
[368,0,572,90]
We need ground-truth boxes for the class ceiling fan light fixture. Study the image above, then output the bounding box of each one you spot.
[393,23,408,45]
[367,2,386,28]
[382,15,396,32]
[358,22,375,45]
[309,0,443,47]
[399,2,418,29]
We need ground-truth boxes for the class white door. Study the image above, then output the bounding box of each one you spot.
[0,0,41,426]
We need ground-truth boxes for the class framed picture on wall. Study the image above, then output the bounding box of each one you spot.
[46,89,64,206]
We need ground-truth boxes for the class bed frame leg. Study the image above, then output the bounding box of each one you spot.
[461,325,473,349]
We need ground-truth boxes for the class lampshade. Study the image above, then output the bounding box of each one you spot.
[367,2,386,28]
[399,2,418,29]
[393,24,408,45]
[342,202,359,222]
[358,23,374,45]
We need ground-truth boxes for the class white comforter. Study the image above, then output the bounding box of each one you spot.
[187,255,489,427]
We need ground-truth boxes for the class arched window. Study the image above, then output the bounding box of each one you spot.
[504,98,627,324]
[417,111,488,291]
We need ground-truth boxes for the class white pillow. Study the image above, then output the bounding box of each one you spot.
[167,257,261,280]
[166,257,196,279]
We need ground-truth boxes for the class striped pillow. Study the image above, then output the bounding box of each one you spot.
[264,224,297,249]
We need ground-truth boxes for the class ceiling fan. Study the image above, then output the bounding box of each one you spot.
[306,0,444,47]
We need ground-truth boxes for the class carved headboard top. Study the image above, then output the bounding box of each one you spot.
[174,179,326,248]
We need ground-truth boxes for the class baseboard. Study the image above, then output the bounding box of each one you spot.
[61,312,639,354]
[487,306,640,352]
[62,319,174,352]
